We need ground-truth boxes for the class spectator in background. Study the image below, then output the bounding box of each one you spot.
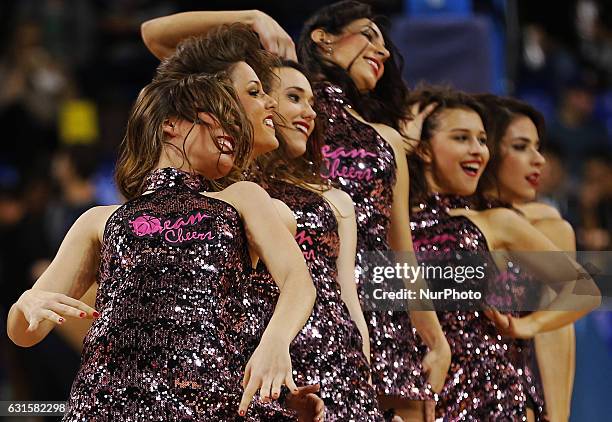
[548,75,608,178]
[576,150,612,250]
[0,169,81,420]
[45,145,100,252]
[0,21,72,175]
[537,145,581,224]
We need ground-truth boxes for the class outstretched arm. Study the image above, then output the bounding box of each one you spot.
[141,10,296,60]
[6,206,115,347]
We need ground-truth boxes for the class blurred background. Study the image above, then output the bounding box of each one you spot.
[0,1,610,420]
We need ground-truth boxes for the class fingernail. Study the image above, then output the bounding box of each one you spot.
[239,410,245,416]
[58,317,64,323]
[79,312,86,318]
[93,311,100,318]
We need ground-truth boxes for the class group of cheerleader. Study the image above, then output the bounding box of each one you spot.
[6,1,599,421]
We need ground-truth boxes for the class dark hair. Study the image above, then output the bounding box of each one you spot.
[297,0,409,130]
[406,86,488,210]
[57,145,100,180]
[254,59,328,190]
[476,94,546,197]
[115,74,252,200]
[155,23,280,92]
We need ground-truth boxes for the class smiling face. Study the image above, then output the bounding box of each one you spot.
[313,18,390,92]
[495,115,545,203]
[229,61,279,158]
[269,66,317,158]
[424,108,489,196]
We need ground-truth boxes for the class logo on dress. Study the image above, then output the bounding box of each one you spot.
[129,211,215,245]
[320,145,375,181]
[295,230,316,261]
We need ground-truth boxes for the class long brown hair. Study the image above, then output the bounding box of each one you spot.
[406,86,489,211]
[253,60,328,191]
[115,73,252,200]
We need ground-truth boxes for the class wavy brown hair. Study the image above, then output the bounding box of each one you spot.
[406,86,489,211]
[253,60,329,191]
[115,73,252,200]
[153,23,282,189]
[154,23,280,92]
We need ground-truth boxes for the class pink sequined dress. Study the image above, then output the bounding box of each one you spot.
[63,167,295,421]
[250,179,384,421]
[411,193,533,421]
[313,81,433,400]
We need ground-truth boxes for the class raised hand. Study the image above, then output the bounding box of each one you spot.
[400,102,438,153]
[249,10,297,61]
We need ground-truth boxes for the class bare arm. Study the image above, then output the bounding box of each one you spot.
[236,185,315,337]
[222,182,315,413]
[486,209,600,333]
[386,131,450,393]
[325,188,371,361]
[6,206,115,347]
[533,216,577,422]
[141,10,296,60]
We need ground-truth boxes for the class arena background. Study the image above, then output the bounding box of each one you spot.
[0,1,610,420]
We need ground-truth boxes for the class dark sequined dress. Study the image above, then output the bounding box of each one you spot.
[481,198,547,421]
[64,167,295,421]
[411,193,530,421]
[250,179,384,421]
[314,81,433,400]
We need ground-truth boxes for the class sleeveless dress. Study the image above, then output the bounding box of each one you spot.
[482,198,547,420]
[250,178,384,421]
[64,167,295,421]
[410,193,530,421]
[313,81,433,400]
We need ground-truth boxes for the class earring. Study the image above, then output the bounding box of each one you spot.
[324,39,333,56]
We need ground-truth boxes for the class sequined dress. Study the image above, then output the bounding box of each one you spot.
[250,179,384,421]
[411,193,530,421]
[64,167,295,421]
[314,81,432,400]
[482,199,547,420]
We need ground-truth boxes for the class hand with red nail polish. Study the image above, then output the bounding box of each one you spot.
[238,335,297,416]
[10,289,99,337]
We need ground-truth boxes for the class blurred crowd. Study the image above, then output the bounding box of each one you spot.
[0,0,610,419]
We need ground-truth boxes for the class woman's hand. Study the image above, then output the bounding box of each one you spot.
[248,10,297,61]
[15,289,98,332]
[484,307,538,339]
[400,102,437,153]
[285,384,326,422]
[239,335,298,415]
[421,341,451,393]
